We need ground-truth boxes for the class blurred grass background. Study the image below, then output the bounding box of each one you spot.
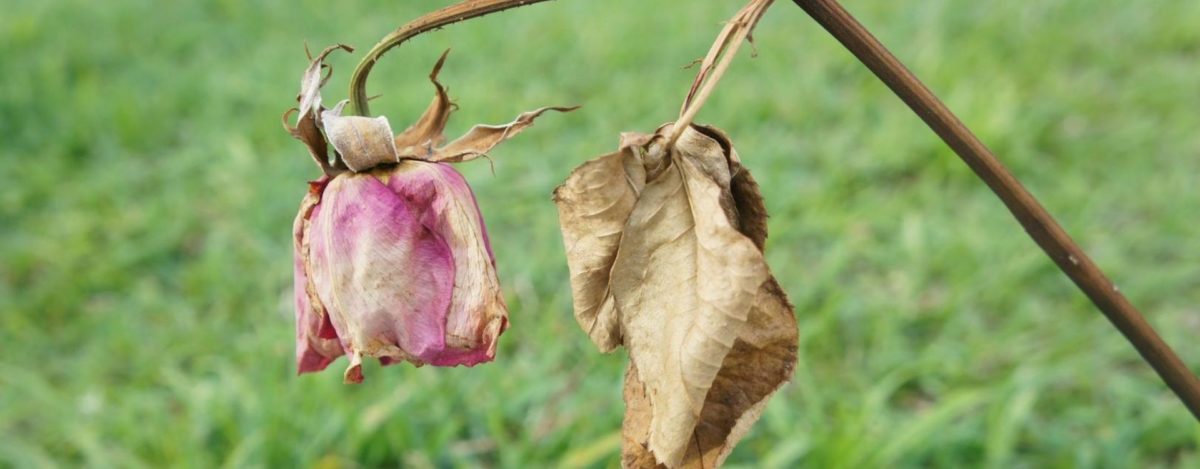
[2,0,1199,467]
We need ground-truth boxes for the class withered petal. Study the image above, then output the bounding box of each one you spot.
[381,162,508,366]
[293,177,344,374]
[305,171,456,382]
[298,161,509,382]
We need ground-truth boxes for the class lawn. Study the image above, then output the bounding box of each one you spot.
[1,0,1198,467]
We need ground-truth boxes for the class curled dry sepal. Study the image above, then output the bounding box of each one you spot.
[285,46,575,383]
[554,124,799,468]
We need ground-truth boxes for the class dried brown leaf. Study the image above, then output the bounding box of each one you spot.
[283,107,331,173]
[554,124,798,468]
[286,44,352,173]
[431,105,581,163]
[298,44,353,119]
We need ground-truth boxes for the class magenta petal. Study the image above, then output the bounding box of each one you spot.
[385,162,507,366]
[306,172,456,372]
[294,252,341,373]
[293,180,344,374]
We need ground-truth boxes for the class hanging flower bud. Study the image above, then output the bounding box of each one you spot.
[284,48,575,382]
[299,162,505,383]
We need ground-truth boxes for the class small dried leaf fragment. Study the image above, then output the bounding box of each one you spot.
[392,49,455,155]
[284,44,353,173]
[554,124,798,468]
[293,177,343,373]
[432,105,581,163]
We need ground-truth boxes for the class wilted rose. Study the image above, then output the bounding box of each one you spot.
[285,47,573,382]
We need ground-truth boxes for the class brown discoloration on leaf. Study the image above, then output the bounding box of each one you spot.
[298,44,353,119]
[283,107,332,174]
[690,278,797,467]
[729,159,769,250]
[555,124,798,468]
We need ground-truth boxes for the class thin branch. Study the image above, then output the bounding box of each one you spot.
[791,0,1200,419]
[348,0,558,116]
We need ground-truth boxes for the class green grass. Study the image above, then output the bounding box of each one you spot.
[2,0,1199,467]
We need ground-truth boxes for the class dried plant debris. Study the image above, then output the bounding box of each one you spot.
[555,123,798,467]
[286,47,574,382]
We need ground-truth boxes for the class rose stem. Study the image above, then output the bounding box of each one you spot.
[791,0,1200,419]
[349,0,557,117]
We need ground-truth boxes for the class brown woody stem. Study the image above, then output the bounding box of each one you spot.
[791,0,1200,419]
[349,0,557,116]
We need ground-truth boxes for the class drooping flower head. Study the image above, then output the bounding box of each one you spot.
[284,47,573,383]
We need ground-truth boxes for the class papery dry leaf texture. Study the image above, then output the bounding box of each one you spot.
[287,47,573,383]
[554,124,798,468]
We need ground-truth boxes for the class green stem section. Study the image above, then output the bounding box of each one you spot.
[349,0,559,116]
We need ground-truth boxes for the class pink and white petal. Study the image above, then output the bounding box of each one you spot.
[385,162,508,366]
[307,172,455,378]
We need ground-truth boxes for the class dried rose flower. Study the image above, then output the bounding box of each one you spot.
[285,47,573,382]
